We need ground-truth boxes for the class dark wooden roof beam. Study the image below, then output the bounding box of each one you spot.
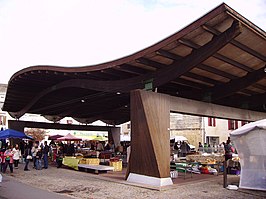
[135,58,166,69]
[100,69,122,78]
[156,50,182,60]
[178,38,253,72]
[171,79,208,89]
[184,72,220,86]
[157,49,236,79]
[14,77,53,85]
[213,53,253,72]
[178,38,200,49]
[248,93,266,109]
[116,64,148,75]
[197,64,237,79]
[202,24,266,61]
[240,89,260,96]
[102,68,135,79]
[252,83,266,91]
[153,20,242,87]
[210,66,266,101]
[73,101,129,118]
[201,24,220,35]
[86,71,114,80]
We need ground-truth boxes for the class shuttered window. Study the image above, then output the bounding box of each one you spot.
[208,117,216,127]
[228,120,238,130]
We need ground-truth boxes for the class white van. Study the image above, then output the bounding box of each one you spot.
[170,135,196,152]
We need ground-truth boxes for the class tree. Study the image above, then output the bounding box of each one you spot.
[25,128,48,141]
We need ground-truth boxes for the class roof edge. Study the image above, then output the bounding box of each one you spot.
[9,3,265,83]
[9,3,229,83]
[224,4,266,39]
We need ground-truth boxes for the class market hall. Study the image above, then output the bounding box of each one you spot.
[2,3,266,187]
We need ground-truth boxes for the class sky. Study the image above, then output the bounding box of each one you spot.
[0,0,265,84]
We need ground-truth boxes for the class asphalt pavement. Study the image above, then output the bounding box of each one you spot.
[0,175,72,199]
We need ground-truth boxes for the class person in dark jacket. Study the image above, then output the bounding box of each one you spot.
[42,141,49,169]
[64,141,75,156]
[224,139,233,161]
[180,141,190,157]
[23,145,32,171]
[56,146,64,168]
[35,148,42,170]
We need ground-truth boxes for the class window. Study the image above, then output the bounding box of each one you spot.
[206,136,219,146]
[0,116,6,126]
[241,121,248,126]
[208,117,216,127]
[228,120,238,130]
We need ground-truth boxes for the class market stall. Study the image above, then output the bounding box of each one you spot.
[186,153,224,175]
[230,119,266,191]
[186,154,224,163]
[63,156,80,170]
[57,133,82,169]
[54,133,123,173]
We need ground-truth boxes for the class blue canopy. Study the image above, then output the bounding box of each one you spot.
[0,129,33,139]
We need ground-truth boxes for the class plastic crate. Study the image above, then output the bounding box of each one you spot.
[85,158,100,165]
[79,158,86,164]
[110,160,122,171]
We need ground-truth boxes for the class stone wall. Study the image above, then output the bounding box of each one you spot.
[170,113,203,148]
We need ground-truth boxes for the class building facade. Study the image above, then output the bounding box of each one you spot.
[121,112,249,150]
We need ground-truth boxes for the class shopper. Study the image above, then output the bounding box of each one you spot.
[64,141,75,156]
[12,144,21,169]
[198,142,203,152]
[180,141,190,157]
[35,148,42,170]
[0,147,5,172]
[23,145,32,171]
[224,139,234,161]
[56,146,64,168]
[42,141,49,169]
[31,143,38,169]
[3,146,14,173]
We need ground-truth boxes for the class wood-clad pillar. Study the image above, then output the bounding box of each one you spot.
[108,127,121,148]
[126,89,172,186]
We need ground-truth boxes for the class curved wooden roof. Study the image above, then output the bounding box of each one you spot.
[3,3,266,125]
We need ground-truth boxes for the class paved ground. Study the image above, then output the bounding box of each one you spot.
[0,175,72,199]
[0,162,265,199]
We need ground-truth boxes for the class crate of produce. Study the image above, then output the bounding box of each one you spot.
[85,158,100,165]
[79,158,87,164]
[110,160,122,171]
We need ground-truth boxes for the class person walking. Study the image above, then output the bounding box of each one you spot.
[198,142,203,152]
[224,139,234,161]
[3,146,14,173]
[64,141,75,156]
[31,143,38,169]
[56,146,64,168]
[180,141,190,157]
[12,144,21,169]
[42,141,49,169]
[0,147,5,172]
[23,145,32,171]
[35,148,42,170]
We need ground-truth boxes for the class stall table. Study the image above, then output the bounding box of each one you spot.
[171,162,199,179]
[78,164,114,174]
[63,157,80,170]
[186,154,224,175]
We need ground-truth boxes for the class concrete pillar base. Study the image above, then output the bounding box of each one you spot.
[127,173,173,187]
